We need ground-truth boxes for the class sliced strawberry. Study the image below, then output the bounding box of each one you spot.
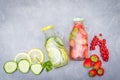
[97,67,104,76]
[93,60,102,70]
[70,39,75,47]
[79,28,87,36]
[83,58,92,68]
[82,38,87,45]
[88,69,97,77]
[76,34,82,40]
[82,46,88,59]
[71,49,80,59]
[90,54,99,62]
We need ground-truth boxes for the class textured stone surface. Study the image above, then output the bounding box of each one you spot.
[0,0,120,80]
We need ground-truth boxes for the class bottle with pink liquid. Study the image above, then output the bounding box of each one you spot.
[69,18,88,60]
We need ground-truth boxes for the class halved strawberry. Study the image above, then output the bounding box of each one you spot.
[83,58,92,68]
[93,60,102,70]
[90,54,99,62]
[97,67,104,76]
[88,69,97,77]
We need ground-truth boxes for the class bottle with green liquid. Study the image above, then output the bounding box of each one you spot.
[41,25,69,68]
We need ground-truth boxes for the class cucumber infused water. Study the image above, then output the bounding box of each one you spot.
[41,25,69,68]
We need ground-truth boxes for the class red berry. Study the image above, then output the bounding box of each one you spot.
[97,67,104,76]
[99,33,103,36]
[93,60,102,70]
[90,54,99,62]
[83,58,92,68]
[102,39,106,44]
[90,46,95,50]
[89,69,97,77]
[103,54,107,58]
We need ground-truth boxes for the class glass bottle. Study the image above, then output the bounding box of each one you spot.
[41,25,69,68]
[70,18,88,60]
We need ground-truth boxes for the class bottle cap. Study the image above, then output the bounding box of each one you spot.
[41,25,54,32]
[73,18,84,22]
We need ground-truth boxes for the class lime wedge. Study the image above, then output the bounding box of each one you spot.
[14,52,31,64]
[28,48,45,64]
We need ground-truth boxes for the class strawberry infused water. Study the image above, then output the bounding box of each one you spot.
[70,18,88,60]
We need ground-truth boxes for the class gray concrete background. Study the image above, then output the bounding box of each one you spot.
[0,0,120,80]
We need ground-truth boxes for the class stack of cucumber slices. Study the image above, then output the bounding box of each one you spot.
[4,48,52,75]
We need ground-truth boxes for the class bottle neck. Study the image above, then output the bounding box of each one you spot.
[73,21,84,29]
[43,29,55,39]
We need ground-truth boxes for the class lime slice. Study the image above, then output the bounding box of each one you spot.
[28,48,45,64]
[14,52,31,64]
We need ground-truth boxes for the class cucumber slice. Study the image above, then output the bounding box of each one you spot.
[46,36,63,48]
[14,52,31,64]
[18,60,30,73]
[70,34,75,40]
[54,37,63,46]
[47,48,61,67]
[4,61,17,74]
[45,36,69,68]
[72,28,78,35]
[31,64,43,75]
[46,37,56,48]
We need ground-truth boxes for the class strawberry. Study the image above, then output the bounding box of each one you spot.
[70,39,75,47]
[88,69,97,77]
[90,54,99,62]
[97,67,104,76]
[83,58,92,68]
[93,60,102,70]
[79,28,87,36]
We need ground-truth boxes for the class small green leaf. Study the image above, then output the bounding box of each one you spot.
[46,66,52,72]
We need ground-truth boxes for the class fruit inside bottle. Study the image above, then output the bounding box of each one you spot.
[70,18,88,60]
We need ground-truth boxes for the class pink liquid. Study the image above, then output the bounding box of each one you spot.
[70,20,88,60]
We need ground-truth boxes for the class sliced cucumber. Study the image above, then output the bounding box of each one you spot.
[47,47,61,67]
[18,59,30,73]
[45,36,63,48]
[54,37,63,46]
[45,36,69,68]
[72,28,78,36]
[4,61,17,74]
[14,52,31,64]
[45,37,56,48]
[31,64,43,75]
